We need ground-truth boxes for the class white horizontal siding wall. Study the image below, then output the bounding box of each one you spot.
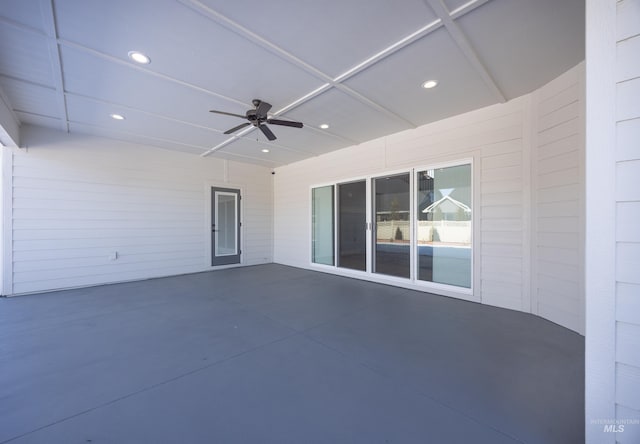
[274,64,586,333]
[3,125,272,295]
[532,63,586,334]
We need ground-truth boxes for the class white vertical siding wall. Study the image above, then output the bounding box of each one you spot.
[532,63,586,334]
[615,5,640,428]
[4,125,273,295]
[274,64,586,333]
[586,0,640,442]
[615,0,640,440]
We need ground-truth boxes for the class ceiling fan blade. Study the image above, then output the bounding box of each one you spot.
[224,122,251,135]
[258,124,277,141]
[266,118,303,128]
[209,110,246,119]
[255,100,272,117]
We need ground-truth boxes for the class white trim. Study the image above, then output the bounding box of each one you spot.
[2,148,13,295]
[309,262,478,302]
[410,169,416,282]
[471,152,481,301]
[577,61,587,336]
[585,0,617,441]
[365,176,372,273]
[522,93,535,314]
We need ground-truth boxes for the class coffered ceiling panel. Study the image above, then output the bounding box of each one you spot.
[199,0,437,78]
[456,0,585,100]
[60,46,245,131]
[65,95,228,150]
[0,0,46,31]
[16,113,62,131]
[55,0,325,103]
[344,27,496,126]
[0,77,58,117]
[68,122,209,156]
[0,25,53,86]
[284,88,412,145]
[230,125,341,158]
[218,137,308,167]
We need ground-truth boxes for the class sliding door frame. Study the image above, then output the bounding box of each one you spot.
[309,158,474,298]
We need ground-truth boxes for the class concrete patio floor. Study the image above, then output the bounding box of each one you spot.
[0,264,584,443]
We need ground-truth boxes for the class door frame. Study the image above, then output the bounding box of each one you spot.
[205,182,243,268]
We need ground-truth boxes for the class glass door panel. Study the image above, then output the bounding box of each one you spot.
[373,173,411,278]
[416,165,471,287]
[338,180,367,271]
[312,186,334,265]
[211,187,241,266]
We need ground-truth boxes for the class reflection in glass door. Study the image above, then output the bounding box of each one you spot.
[416,164,471,287]
[211,187,241,266]
[373,173,411,278]
[338,180,367,271]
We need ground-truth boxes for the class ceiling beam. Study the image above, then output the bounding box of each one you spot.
[449,0,492,19]
[40,0,70,132]
[0,87,20,147]
[425,0,506,103]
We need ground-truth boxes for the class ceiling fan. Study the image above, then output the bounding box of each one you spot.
[209,99,303,141]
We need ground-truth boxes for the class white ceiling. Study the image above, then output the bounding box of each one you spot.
[0,0,584,167]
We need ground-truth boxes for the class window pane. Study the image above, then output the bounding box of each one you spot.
[416,164,472,288]
[215,192,237,256]
[373,173,410,278]
[312,186,334,265]
[338,181,367,271]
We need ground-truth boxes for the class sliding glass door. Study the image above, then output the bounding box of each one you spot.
[311,161,472,291]
[338,180,367,271]
[373,173,411,278]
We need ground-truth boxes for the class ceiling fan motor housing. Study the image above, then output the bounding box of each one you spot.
[246,110,259,121]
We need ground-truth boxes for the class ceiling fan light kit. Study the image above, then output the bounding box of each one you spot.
[209,99,303,142]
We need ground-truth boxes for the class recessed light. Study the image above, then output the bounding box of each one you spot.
[261,148,270,153]
[128,51,150,64]
[110,114,125,120]
[319,124,329,129]
[422,80,438,89]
